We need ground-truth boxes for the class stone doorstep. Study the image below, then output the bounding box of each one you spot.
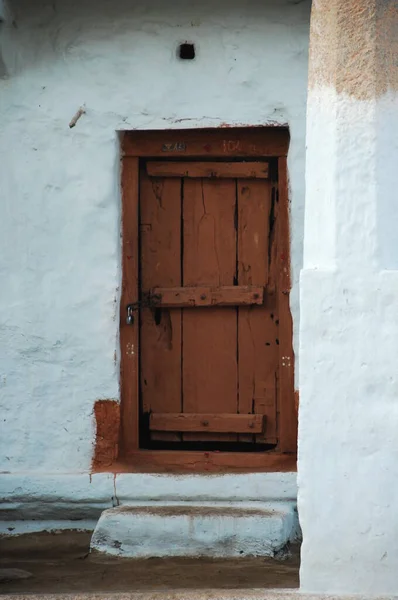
[1,592,397,600]
[90,503,295,558]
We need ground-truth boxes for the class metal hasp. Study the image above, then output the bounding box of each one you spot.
[126,305,134,325]
[126,293,162,325]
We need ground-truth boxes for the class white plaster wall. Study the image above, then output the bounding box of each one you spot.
[299,86,398,594]
[0,0,309,515]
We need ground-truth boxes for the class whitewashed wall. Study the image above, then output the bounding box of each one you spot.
[0,0,309,521]
[298,0,398,594]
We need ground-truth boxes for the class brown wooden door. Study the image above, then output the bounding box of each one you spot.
[138,160,280,448]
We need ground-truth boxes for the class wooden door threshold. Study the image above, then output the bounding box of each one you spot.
[100,451,296,474]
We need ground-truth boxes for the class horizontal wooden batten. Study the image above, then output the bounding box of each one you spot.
[151,286,264,307]
[150,413,265,434]
[147,161,269,179]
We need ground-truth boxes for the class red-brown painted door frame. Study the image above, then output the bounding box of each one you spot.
[119,127,296,473]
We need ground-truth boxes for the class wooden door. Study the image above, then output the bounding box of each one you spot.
[139,160,279,447]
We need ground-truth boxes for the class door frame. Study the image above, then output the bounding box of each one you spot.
[120,127,296,473]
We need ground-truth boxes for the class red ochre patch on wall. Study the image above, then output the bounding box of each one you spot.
[92,400,120,471]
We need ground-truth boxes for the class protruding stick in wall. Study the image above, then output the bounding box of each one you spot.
[69,106,86,129]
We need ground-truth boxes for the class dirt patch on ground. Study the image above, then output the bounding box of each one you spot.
[0,531,299,594]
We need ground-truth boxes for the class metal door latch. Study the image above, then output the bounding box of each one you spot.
[126,304,134,325]
[126,293,161,325]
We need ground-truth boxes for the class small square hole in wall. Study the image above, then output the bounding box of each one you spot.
[178,43,195,60]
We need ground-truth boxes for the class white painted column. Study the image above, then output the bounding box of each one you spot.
[299,0,398,595]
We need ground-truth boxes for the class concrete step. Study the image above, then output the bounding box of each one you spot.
[90,503,295,558]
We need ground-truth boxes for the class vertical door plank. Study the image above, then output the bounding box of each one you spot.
[120,157,140,454]
[277,157,297,452]
[140,170,182,442]
[182,178,238,441]
[237,180,278,444]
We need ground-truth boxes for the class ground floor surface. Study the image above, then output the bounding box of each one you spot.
[0,531,299,595]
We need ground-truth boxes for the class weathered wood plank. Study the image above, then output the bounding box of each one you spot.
[139,170,182,442]
[122,451,297,473]
[150,413,265,433]
[182,178,238,441]
[123,128,290,158]
[147,161,269,179]
[237,179,278,444]
[120,157,139,454]
[277,157,297,453]
[152,285,263,307]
